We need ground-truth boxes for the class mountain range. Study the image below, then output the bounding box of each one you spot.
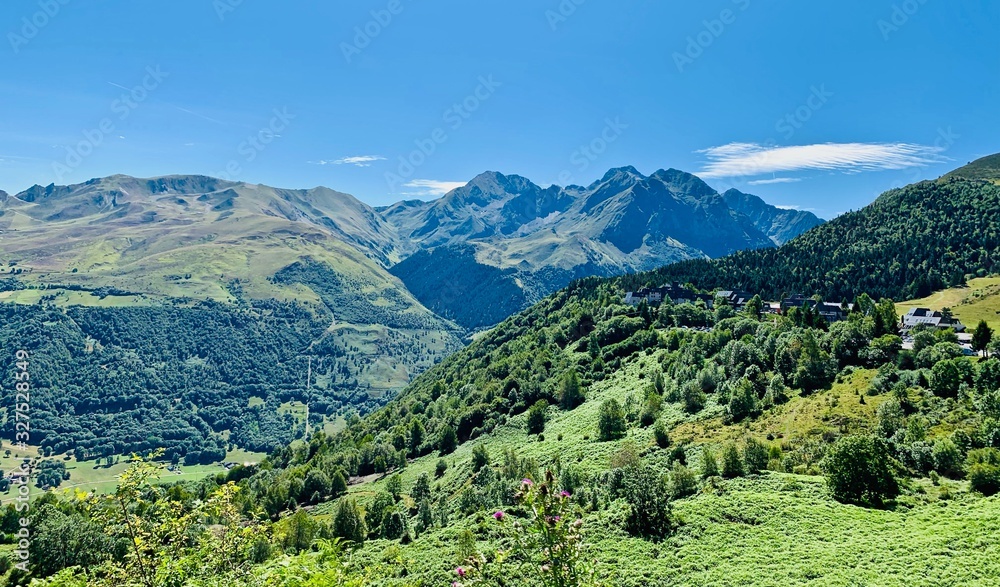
[0,167,820,332]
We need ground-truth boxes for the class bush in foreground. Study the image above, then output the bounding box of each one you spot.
[822,435,899,507]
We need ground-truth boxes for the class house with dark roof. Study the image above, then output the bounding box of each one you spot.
[715,290,756,311]
[901,307,966,332]
[780,294,851,323]
[624,283,714,308]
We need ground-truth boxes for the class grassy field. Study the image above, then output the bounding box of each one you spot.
[0,446,266,504]
[896,276,1000,330]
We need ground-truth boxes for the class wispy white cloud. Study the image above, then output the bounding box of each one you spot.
[311,155,386,167]
[747,177,802,185]
[401,179,466,197]
[697,142,947,179]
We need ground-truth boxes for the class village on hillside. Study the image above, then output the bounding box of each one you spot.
[624,283,970,341]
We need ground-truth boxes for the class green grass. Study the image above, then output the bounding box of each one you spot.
[0,447,266,504]
[897,276,1000,330]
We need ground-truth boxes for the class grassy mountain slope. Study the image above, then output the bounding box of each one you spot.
[0,175,463,460]
[629,176,1000,302]
[896,275,1000,330]
[944,153,1000,183]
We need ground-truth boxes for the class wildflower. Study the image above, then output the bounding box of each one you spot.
[522,478,533,486]
[456,567,466,577]
[560,490,571,498]
[494,510,505,520]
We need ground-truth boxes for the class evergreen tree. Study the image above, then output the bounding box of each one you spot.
[973,320,994,358]
[701,448,719,479]
[415,498,434,534]
[412,472,432,503]
[721,443,745,478]
[742,438,769,474]
[409,419,425,455]
[332,498,366,544]
[386,473,403,501]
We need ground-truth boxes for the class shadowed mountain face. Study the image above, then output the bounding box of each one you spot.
[722,188,825,245]
[383,168,821,328]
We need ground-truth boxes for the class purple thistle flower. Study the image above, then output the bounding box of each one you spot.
[494,510,505,520]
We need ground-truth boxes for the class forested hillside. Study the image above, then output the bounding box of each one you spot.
[0,296,459,462]
[20,266,1000,585]
[630,177,1000,301]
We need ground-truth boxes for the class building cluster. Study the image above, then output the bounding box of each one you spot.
[623,283,716,308]
[900,307,966,332]
[624,287,854,323]
[624,286,970,334]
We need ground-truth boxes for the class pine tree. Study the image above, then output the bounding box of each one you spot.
[332,498,366,544]
[973,320,994,358]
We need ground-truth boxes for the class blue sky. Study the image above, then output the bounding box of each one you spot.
[0,1,997,216]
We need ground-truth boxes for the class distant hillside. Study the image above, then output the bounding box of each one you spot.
[386,168,816,328]
[722,188,824,245]
[0,175,463,459]
[943,153,1000,182]
[627,175,1000,302]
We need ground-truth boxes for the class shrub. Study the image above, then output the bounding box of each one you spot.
[822,435,900,507]
[932,438,964,478]
[435,459,448,478]
[526,400,548,435]
[597,399,627,441]
[472,444,490,472]
[742,438,769,475]
[653,421,670,449]
[967,448,1000,496]
[668,461,698,499]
